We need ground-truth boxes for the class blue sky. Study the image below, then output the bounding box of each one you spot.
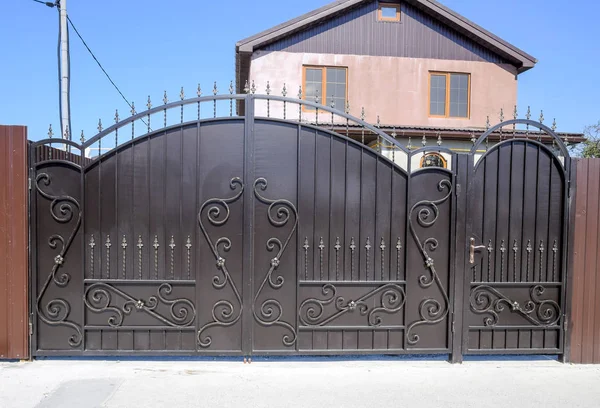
[1,0,598,141]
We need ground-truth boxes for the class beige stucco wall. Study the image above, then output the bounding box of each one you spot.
[249,50,518,129]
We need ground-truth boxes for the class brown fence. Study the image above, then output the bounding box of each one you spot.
[569,158,600,364]
[0,126,28,360]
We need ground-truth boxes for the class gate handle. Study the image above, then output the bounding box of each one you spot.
[469,238,487,264]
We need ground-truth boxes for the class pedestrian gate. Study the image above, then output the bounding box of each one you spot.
[29,94,570,359]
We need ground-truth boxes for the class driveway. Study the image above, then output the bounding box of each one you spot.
[1,358,599,407]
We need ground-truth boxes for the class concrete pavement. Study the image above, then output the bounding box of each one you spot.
[1,358,599,407]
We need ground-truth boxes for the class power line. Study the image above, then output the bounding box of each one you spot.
[67,15,144,126]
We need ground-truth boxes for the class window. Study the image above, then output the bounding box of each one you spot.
[429,72,470,118]
[420,152,448,169]
[378,3,401,22]
[303,66,347,110]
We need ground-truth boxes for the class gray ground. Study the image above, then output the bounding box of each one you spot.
[1,358,599,408]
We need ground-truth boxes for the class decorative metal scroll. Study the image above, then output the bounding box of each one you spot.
[406,179,453,346]
[253,178,298,347]
[196,178,244,348]
[35,173,83,347]
[470,285,561,327]
[299,283,406,327]
[84,283,195,327]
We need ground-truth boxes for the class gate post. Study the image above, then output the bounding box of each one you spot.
[450,153,469,364]
[0,125,29,360]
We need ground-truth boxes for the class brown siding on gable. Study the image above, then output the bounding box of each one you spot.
[260,2,508,64]
[0,126,29,360]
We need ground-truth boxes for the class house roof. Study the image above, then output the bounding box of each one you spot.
[235,0,538,90]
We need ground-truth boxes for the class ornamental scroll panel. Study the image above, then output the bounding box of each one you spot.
[465,140,567,352]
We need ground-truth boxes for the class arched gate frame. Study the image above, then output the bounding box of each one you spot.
[28,93,571,360]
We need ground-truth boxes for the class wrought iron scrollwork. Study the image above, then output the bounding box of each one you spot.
[299,283,406,327]
[406,179,453,346]
[197,178,244,348]
[470,285,561,327]
[84,282,195,327]
[35,173,83,347]
[253,178,298,347]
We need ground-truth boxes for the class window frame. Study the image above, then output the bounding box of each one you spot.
[302,65,349,112]
[377,2,401,22]
[428,71,471,119]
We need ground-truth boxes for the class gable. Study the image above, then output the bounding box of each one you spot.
[258,1,508,65]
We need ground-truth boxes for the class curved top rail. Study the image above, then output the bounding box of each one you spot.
[471,119,570,158]
[254,94,409,154]
[83,94,248,148]
[83,93,409,155]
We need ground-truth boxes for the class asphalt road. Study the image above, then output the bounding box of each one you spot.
[1,358,599,407]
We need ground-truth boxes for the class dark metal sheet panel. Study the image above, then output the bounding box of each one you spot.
[0,126,29,360]
[261,2,507,64]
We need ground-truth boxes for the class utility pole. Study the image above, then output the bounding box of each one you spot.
[58,0,71,141]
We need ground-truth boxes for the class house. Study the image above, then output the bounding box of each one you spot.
[235,0,583,155]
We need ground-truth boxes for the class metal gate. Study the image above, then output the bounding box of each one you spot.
[29,93,570,359]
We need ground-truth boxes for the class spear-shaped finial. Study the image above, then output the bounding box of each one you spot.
[80,130,85,144]
[229,81,234,95]
[330,95,335,109]
[250,80,256,94]
[180,86,185,100]
[213,81,218,96]
[526,106,531,121]
[345,100,350,114]
[499,108,504,123]
[407,136,412,151]
[298,85,303,100]
[64,125,70,140]
[265,81,271,95]
[244,80,250,94]
[197,83,202,97]
[539,110,544,124]
[163,90,168,105]
[513,105,518,120]
[552,118,557,132]
[97,119,103,133]
[360,107,365,121]
[470,132,476,145]
[146,95,152,110]
[422,133,427,147]
[282,83,287,97]
[48,124,54,138]
[485,116,490,130]
[376,115,381,128]
[437,132,442,146]
[130,101,136,116]
[114,109,120,124]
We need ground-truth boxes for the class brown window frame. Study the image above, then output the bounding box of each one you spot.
[302,65,349,111]
[428,71,471,119]
[377,2,401,22]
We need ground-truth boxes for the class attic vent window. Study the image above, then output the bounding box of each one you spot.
[378,3,401,22]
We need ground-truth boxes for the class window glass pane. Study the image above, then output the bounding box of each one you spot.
[449,74,469,118]
[326,67,347,102]
[380,5,398,19]
[305,68,323,103]
[430,74,446,116]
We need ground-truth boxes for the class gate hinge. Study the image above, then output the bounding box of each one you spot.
[451,321,456,333]
[28,177,32,190]
[455,184,461,197]
[28,314,33,336]
[563,315,568,333]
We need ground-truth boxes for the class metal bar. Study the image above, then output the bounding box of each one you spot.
[298,280,407,285]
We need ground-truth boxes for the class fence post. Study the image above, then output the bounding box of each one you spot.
[450,153,468,363]
[0,125,29,360]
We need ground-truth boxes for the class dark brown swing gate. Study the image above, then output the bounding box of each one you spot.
[29,92,571,360]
